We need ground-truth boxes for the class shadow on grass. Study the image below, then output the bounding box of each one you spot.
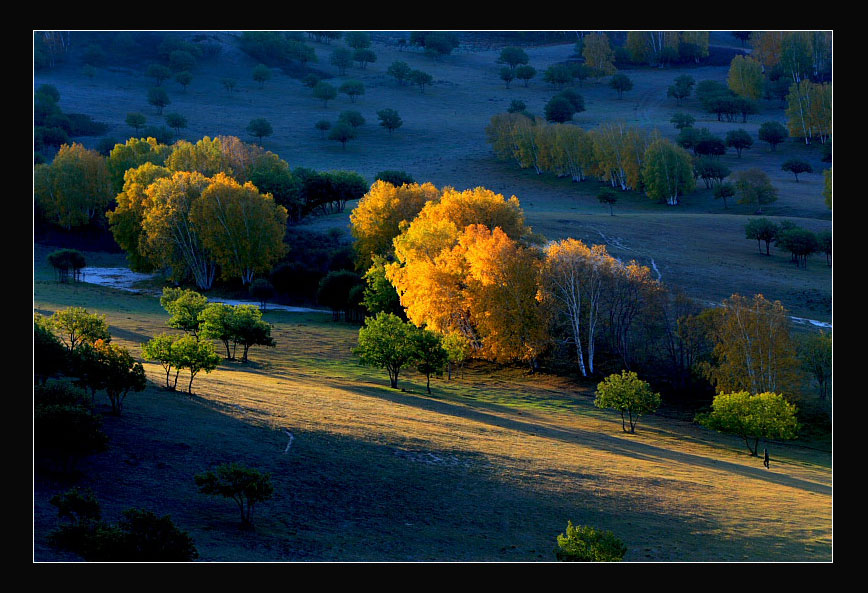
[332,379,833,497]
[36,378,829,561]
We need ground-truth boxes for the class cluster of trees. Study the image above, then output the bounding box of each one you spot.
[745,218,831,267]
[349,181,831,410]
[622,31,709,66]
[384,60,435,93]
[496,46,537,88]
[47,249,87,282]
[486,114,695,205]
[35,310,146,415]
[99,135,369,287]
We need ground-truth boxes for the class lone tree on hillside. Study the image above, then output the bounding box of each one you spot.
[725,129,753,157]
[387,60,412,86]
[597,189,618,215]
[49,307,111,351]
[195,463,274,529]
[125,112,146,132]
[147,87,170,115]
[409,69,433,94]
[734,168,778,212]
[594,370,661,434]
[609,73,633,99]
[146,63,172,86]
[496,46,529,70]
[93,340,146,415]
[499,67,516,88]
[377,108,403,135]
[313,81,337,107]
[338,110,365,128]
[697,391,799,456]
[252,64,271,88]
[339,80,365,103]
[170,335,220,394]
[758,121,788,151]
[329,47,353,75]
[354,312,419,389]
[781,159,813,182]
[328,122,356,149]
[165,113,187,135]
[247,118,273,145]
[670,112,695,130]
[175,70,193,91]
[714,182,737,209]
[515,65,537,87]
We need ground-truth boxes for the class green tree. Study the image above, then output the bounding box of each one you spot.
[49,307,111,351]
[329,47,353,75]
[246,118,273,145]
[725,129,753,157]
[555,521,627,562]
[408,69,433,93]
[670,112,695,130]
[387,60,412,85]
[353,48,377,69]
[497,46,529,70]
[142,333,182,389]
[597,188,618,215]
[776,227,819,268]
[667,74,695,105]
[221,78,237,94]
[146,63,172,86]
[515,65,536,87]
[198,303,239,360]
[252,63,271,87]
[195,463,274,528]
[354,312,420,389]
[161,287,208,338]
[594,370,661,433]
[174,70,193,91]
[339,80,365,103]
[499,66,515,88]
[328,122,356,149]
[781,159,813,182]
[126,112,146,132]
[229,305,276,362]
[344,31,371,50]
[545,96,575,123]
[165,112,187,135]
[376,108,403,135]
[697,391,799,456]
[171,335,220,393]
[249,278,275,311]
[47,249,86,282]
[413,328,448,394]
[338,110,365,128]
[758,121,788,151]
[93,340,147,415]
[734,168,778,211]
[442,332,470,380]
[609,73,633,99]
[714,182,736,209]
[313,81,337,107]
[147,87,170,114]
[34,313,68,385]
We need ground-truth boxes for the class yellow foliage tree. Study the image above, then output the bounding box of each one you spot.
[106,162,172,272]
[190,172,288,285]
[750,31,785,70]
[701,293,802,397]
[350,180,440,268]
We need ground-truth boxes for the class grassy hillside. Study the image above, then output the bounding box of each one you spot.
[33,249,832,561]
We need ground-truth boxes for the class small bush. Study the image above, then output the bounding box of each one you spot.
[555,521,627,562]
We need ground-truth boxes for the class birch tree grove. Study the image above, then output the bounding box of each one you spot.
[541,239,615,376]
[701,294,802,396]
[641,139,695,205]
[191,173,288,285]
[786,81,832,144]
[141,171,217,290]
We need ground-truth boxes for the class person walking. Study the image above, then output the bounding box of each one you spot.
[763,448,770,469]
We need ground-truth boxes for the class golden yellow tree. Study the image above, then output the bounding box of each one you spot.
[165,136,229,177]
[106,136,172,193]
[485,112,533,167]
[786,80,832,144]
[106,162,172,272]
[701,294,802,396]
[350,180,440,268]
[540,239,616,376]
[140,171,217,289]
[190,172,288,285]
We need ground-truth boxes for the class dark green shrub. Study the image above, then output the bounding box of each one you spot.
[195,463,274,528]
[374,170,415,186]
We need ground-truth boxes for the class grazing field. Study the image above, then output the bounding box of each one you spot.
[33,248,832,562]
[34,34,832,322]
